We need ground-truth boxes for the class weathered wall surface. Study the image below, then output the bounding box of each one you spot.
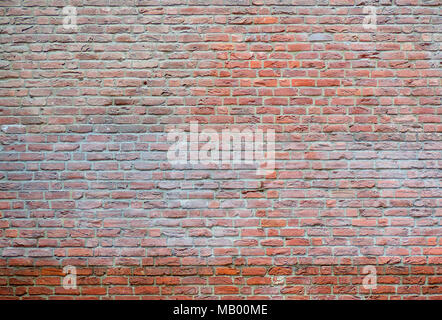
[0,0,441,299]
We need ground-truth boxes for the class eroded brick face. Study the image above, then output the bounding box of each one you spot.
[0,0,441,299]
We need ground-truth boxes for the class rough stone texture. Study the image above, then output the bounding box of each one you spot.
[0,0,441,299]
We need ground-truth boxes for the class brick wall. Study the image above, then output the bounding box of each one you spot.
[0,0,441,299]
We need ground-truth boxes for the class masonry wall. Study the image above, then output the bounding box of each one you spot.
[0,0,441,300]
